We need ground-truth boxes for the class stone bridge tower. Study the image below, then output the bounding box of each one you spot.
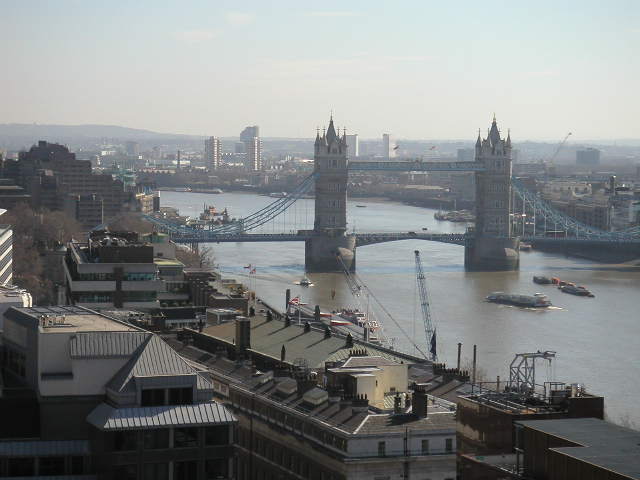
[465,116,520,270]
[305,116,356,272]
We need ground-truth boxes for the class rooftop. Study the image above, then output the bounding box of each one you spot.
[6,306,140,334]
[154,258,184,267]
[517,417,640,479]
[202,317,419,369]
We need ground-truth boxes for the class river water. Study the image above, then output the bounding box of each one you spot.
[161,190,640,425]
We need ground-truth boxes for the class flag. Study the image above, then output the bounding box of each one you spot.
[243,264,252,269]
[289,296,300,305]
[393,145,399,150]
[250,268,256,274]
[430,330,437,358]
[429,145,436,150]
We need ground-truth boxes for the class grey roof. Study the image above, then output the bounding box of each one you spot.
[87,402,236,430]
[0,440,89,457]
[356,410,456,435]
[517,417,640,479]
[70,331,150,358]
[341,356,400,368]
[107,335,212,394]
[202,318,416,369]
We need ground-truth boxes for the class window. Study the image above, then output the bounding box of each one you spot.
[8,458,34,477]
[144,463,169,480]
[114,430,138,451]
[445,438,453,453]
[141,388,165,406]
[174,427,198,448]
[205,459,228,480]
[205,426,229,446]
[377,441,386,457]
[174,461,197,480]
[39,457,65,476]
[421,439,429,455]
[114,465,137,480]
[143,429,170,449]
[70,456,84,474]
[169,387,193,405]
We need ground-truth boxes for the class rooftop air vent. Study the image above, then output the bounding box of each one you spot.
[303,387,328,407]
[275,377,297,396]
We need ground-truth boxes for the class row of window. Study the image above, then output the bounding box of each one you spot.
[376,438,453,457]
[112,426,229,452]
[0,455,85,477]
[114,459,227,480]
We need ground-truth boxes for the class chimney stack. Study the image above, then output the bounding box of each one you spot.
[412,385,428,418]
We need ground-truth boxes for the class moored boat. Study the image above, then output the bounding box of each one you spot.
[486,292,552,308]
[533,275,552,285]
[559,285,594,297]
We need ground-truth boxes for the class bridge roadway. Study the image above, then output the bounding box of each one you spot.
[169,231,467,246]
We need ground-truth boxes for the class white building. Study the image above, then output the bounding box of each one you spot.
[345,134,359,157]
[204,136,222,170]
[0,209,13,285]
[0,285,31,330]
[383,133,396,160]
[245,136,262,171]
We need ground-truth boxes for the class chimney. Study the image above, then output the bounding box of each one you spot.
[296,374,317,395]
[314,305,321,324]
[266,310,273,322]
[345,332,353,348]
[352,394,369,413]
[285,288,291,312]
[281,345,286,362]
[472,344,477,385]
[235,317,251,356]
[304,321,311,333]
[412,386,428,418]
[393,393,402,414]
[284,315,291,327]
[324,326,332,338]
[457,342,462,370]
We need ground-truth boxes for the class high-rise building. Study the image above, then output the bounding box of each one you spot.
[204,137,222,170]
[245,136,262,171]
[576,148,600,166]
[240,126,261,171]
[382,133,396,160]
[345,133,359,157]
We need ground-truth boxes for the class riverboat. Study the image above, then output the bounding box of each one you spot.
[486,292,552,308]
[560,285,595,297]
[299,276,312,287]
[533,275,552,285]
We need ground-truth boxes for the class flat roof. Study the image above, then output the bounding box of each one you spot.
[154,258,184,267]
[7,306,140,334]
[517,418,640,479]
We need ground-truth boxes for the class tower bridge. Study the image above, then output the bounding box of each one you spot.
[144,116,640,272]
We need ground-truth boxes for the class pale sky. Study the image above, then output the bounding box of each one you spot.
[2,0,639,140]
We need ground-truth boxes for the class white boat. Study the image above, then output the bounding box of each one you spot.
[299,276,312,287]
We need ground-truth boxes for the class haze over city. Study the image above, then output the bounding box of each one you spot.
[2,0,639,140]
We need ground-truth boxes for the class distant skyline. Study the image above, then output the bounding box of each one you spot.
[2,0,639,141]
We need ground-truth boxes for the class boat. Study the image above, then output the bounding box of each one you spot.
[269,192,288,198]
[559,285,594,297]
[533,275,552,285]
[356,205,367,208]
[486,292,552,308]
[211,188,223,194]
[520,243,532,251]
[421,227,429,231]
[338,309,367,327]
[299,276,312,287]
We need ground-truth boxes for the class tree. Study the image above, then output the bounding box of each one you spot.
[107,212,154,233]
[176,245,214,268]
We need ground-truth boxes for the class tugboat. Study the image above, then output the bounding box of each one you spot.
[559,285,595,297]
[533,275,552,285]
[486,292,552,308]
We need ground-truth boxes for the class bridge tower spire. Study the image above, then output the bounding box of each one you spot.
[306,115,356,272]
[465,116,520,271]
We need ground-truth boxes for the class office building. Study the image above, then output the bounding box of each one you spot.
[124,141,139,157]
[0,305,236,479]
[345,133,359,157]
[239,125,259,144]
[457,148,475,162]
[64,231,162,310]
[0,209,12,285]
[204,137,222,171]
[64,193,104,229]
[383,133,396,160]
[4,141,133,223]
[576,147,601,166]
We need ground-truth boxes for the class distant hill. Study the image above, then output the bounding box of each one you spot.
[0,123,203,140]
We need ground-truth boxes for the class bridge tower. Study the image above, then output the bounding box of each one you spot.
[305,116,356,272]
[465,116,520,270]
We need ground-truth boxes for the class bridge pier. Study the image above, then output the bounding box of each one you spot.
[464,236,520,271]
[305,234,356,273]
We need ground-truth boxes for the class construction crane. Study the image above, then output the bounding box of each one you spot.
[548,132,572,165]
[414,250,437,361]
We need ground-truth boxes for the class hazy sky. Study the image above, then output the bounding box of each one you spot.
[2,0,639,140]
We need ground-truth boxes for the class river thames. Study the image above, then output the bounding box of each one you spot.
[161,190,640,425]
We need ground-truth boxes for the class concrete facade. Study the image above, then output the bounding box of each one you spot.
[465,117,520,271]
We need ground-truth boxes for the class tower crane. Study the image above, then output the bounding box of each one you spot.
[414,250,437,361]
[548,132,572,165]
